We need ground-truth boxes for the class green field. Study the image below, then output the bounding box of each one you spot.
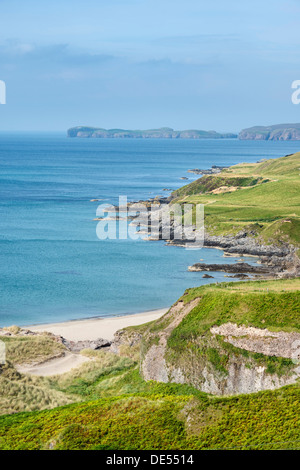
[172,152,300,245]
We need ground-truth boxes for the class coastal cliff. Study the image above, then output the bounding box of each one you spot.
[122,279,300,396]
[67,126,237,139]
[127,152,300,279]
[166,152,300,277]
[239,123,300,140]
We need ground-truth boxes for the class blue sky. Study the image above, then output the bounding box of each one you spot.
[0,0,300,131]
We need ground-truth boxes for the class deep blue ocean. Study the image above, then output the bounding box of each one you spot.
[1,133,299,327]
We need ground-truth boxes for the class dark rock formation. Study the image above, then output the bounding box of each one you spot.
[188,165,228,175]
[188,262,272,274]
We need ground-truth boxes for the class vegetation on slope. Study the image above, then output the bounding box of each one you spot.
[0,371,299,450]
[0,279,299,449]
[141,278,300,384]
[172,175,268,198]
[171,152,300,245]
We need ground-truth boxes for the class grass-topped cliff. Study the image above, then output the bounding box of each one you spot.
[171,151,300,248]
[141,278,300,395]
[0,278,300,449]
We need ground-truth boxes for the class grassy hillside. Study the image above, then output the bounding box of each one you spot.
[0,278,300,449]
[171,152,300,245]
[0,385,300,450]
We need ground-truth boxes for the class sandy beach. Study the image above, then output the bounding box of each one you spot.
[27,308,168,342]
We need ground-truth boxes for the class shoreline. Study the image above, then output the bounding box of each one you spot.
[26,308,168,341]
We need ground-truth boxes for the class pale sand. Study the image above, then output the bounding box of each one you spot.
[18,308,168,377]
[27,308,168,342]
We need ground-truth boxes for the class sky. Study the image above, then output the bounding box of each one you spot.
[0,0,300,132]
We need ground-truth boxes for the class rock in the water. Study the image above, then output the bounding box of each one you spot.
[188,262,272,274]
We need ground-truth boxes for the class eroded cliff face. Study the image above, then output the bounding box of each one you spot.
[199,361,300,395]
[141,300,199,383]
[139,300,300,396]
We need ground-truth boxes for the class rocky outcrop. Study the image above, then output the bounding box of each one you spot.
[200,361,300,396]
[200,323,300,395]
[210,323,300,360]
[61,337,111,352]
[169,231,291,256]
[127,195,300,277]
[110,329,142,355]
[188,262,273,274]
[168,231,300,278]
[187,165,228,175]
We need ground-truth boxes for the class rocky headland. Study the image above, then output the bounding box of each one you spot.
[239,123,300,140]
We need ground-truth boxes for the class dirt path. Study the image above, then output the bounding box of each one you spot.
[16,352,91,377]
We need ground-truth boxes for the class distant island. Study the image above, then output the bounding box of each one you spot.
[239,123,300,140]
[67,126,237,139]
[68,123,300,141]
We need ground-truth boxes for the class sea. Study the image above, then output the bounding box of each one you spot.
[1,133,299,327]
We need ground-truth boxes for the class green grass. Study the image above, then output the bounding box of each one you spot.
[0,383,299,450]
[172,175,268,197]
[176,284,300,335]
[171,152,300,246]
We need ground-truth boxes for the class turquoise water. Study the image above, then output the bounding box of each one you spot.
[1,133,299,326]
